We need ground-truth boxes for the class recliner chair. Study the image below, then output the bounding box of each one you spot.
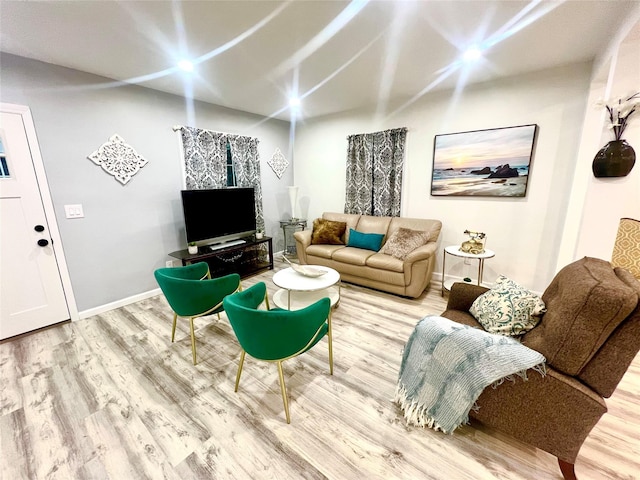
[441,257,640,480]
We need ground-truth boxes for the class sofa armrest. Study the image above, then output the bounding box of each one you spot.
[403,242,437,263]
[293,229,312,248]
[294,230,312,265]
[446,282,489,311]
[471,366,607,464]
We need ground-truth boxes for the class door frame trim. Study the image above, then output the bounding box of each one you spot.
[1,103,79,321]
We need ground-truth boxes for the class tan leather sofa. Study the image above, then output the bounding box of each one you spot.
[294,212,442,298]
[441,257,640,480]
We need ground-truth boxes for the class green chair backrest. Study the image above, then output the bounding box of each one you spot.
[154,263,240,317]
[223,282,330,361]
[156,261,209,280]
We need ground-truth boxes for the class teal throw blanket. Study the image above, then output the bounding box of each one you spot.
[395,315,545,433]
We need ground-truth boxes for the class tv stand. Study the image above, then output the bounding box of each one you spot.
[209,239,245,251]
[169,236,273,279]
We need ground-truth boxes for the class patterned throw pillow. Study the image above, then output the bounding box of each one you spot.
[382,228,430,260]
[470,275,546,336]
[311,218,347,245]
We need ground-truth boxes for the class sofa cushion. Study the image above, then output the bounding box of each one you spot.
[355,215,391,236]
[332,246,375,266]
[306,244,345,260]
[382,227,430,260]
[311,218,347,245]
[522,257,639,376]
[366,253,404,273]
[347,229,384,251]
[470,275,546,336]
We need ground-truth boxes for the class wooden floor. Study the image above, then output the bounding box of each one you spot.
[2,260,639,480]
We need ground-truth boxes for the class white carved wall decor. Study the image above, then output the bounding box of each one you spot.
[87,134,148,185]
[267,147,289,179]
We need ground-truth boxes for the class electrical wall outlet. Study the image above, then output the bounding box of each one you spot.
[64,204,84,218]
[165,260,174,268]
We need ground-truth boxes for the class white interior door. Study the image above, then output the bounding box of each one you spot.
[0,109,70,339]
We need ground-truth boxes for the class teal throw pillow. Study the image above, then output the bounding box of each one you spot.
[347,228,385,251]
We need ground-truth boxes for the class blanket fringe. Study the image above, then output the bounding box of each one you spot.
[394,384,460,434]
[490,361,546,389]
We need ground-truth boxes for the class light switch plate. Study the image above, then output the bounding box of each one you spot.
[64,204,84,219]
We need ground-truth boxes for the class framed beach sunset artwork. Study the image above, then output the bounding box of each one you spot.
[431,124,538,197]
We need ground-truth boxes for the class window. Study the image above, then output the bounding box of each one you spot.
[0,137,9,178]
[226,142,236,186]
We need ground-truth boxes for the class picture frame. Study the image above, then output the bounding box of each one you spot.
[431,124,538,197]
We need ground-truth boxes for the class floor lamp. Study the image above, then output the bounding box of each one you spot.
[611,217,640,280]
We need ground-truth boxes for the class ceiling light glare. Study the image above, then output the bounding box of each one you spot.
[178,60,194,72]
[462,46,483,63]
[289,97,301,108]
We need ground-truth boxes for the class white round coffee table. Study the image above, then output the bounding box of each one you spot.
[272,266,341,310]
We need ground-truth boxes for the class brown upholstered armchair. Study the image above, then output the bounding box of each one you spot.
[441,257,640,480]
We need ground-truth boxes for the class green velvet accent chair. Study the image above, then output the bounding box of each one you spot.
[154,262,241,365]
[223,282,333,423]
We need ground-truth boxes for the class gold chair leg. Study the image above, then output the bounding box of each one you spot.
[217,313,221,320]
[328,311,334,375]
[190,317,197,365]
[277,361,291,424]
[171,313,178,342]
[235,350,246,392]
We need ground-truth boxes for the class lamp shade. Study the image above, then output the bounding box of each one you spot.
[612,217,640,279]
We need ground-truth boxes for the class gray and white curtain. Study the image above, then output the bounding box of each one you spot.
[179,126,264,230]
[181,126,228,189]
[228,135,265,230]
[344,127,407,217]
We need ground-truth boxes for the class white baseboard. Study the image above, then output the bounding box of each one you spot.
[78,288,162,319]
[77,249,288,319]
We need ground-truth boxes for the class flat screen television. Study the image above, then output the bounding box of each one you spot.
[181,188,257,247]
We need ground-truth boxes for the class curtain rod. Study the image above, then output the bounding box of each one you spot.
[346,126,408,139]
[172,125,251,138]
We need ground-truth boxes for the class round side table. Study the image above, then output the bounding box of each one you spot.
[441,245,495,296]
[280,219,307,257]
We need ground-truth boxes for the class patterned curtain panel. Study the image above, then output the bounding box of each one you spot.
[344,134,374,215]
[371,128,406,217]
[228,135,265,231]
[344,127,407,217]
[180,126,227,189]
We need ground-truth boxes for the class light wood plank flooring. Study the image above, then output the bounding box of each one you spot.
[1,260,639,479]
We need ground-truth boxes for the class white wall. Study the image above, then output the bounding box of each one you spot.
[0,53,292,312]
[570,19,640,263]
[294,63,593,293]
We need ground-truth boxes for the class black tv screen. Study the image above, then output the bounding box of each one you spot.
[181,188,256,246]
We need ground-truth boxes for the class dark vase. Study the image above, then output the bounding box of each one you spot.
[592,139,636,178]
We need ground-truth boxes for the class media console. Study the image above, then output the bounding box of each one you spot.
[169,236,273,279]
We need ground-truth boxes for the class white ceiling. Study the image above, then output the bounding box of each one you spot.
[0,1,635,121]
